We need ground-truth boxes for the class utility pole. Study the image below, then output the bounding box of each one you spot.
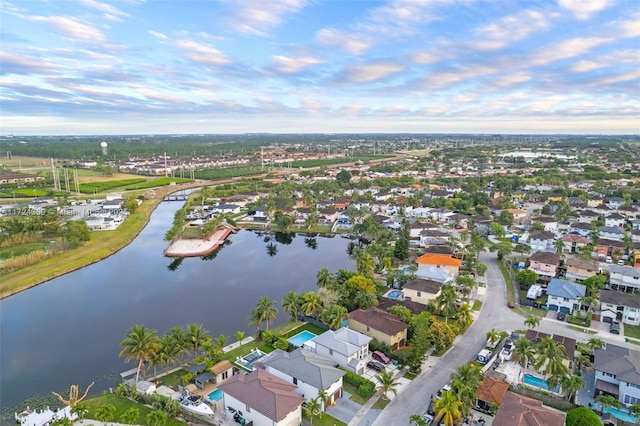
[164,152,168,177]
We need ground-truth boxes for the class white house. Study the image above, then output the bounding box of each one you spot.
[609,265,640,294]
[258,348,344,411]
[599,290,640,326]
[605,213,627,228]
[599,226,625,242]
[218,369,304,426]
[528,231,556,252]
[531,216,558,233]
[212,203,242,214]
[305,327,371,375]
[545,278,586,314]
[415,266,454,284]
[594,344,640,407]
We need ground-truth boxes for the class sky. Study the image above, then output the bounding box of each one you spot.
[1,0,639,136]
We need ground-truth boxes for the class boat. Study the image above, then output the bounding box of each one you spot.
[179,395,214,416]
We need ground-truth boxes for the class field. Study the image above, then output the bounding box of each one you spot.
[0,155,52,169]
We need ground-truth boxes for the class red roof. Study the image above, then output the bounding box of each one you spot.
[416,253,462,267]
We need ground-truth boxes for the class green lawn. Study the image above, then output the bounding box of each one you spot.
[472,300,483,311]
[403,371,417,380]
[282,322,328,338]
[157,369,187,388]
[0,242,50,259]
[343,382,369,405]
[372,397,390,409]
[497,260,515,304]
[84,394,187,425]
[302,409,347,426]
[624,324,640,339]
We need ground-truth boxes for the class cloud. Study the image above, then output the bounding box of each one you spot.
[618,13,640,38]
[0,51,62,75]
[272,55,323,73]
[474,9,554,46]
[148,30,167,40]
[316,29,373,55]
[557,0,613,20]
[225,0,307,36]
[28,15,106,43]
[80,0,129,21]
[529,36,612,66]
[341,62,404,84]
[173,40,231,65]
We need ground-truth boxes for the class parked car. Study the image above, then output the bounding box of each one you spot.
[371,350,391,364]
[610,321,620,334]
[618,260,625,266]
[426,400,436,416]
[422,413,434,425]
[557,311,566,321]
[366,361,385,372]
[606,256,612,264]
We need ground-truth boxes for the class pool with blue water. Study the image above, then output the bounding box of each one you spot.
[208,388,223,401]
[387,290,403,299]
[288,330,317,347]
[604,407,639,424]
[523,374,560,392]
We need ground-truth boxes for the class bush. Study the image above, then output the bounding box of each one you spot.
[358,382,375,398]
[274,337,292,351]
[343,371,375,398]
[369,340,392,355]
[566,407,601,426]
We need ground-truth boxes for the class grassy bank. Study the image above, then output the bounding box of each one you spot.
[0,182,203,299]
[84,394,187,426]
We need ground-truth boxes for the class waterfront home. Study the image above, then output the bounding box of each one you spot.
[218,369,304,426]
[493,391,565,426]
[416,253,461,276]
[594,344,640,406]
[212,203,241,215]
[564,258,599,282]
[305,327,371,375]
[348,307,409,350]
[136,380,157,395]
[257,348,344,411]
[15,406,77,425]
[545,278,586,314]
[528,231,556,253]
[599,290,640,326]
[527,252,560,281]
[609,264,640,294]
[210,359,234,384]
[401,278,442,305]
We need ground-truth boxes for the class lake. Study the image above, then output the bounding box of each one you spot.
[0,201,354,409]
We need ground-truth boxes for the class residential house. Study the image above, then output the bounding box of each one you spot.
[564,258,600,282]
[0,172,44,184]
[418,229,450,248]
[632,228,640,243]
[587,194,604,208]
[607,197,625,210]
[348,307,409,350]
[415,253,461,276]
[475,376,510,412]
[506,208,528,225]
[599,226,625,242]
[568,222,593,238]
[599,290,640,326]
[595,238,627,261]
[401,278,442,305]
[415,266,454,284]
[257,348,344,411]
[306,328,371,375]
[212,203,242,215]
[318,207,339,224]
[545,278,586,314]
[606,213,627,228]
[567,197,587,209]
[531,216,558,233]
[493,391,565,426]
[609,265,640,294]
[631,219,640,231]
[406,207,431,219]
[594,344,640,406]
[528,231,556,253]
[528,252,561,280]
[560,234,590,254]
[578,209,600,224]
[218,369,304,426]
[524,330,576,363]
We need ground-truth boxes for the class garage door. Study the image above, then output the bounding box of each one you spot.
[560,307,571,314]
[548,304,559,311]
[603,316,613,323]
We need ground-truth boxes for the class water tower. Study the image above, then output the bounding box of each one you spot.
[100,141,108,156]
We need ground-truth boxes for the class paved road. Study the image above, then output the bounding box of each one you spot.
[370,251,634,426]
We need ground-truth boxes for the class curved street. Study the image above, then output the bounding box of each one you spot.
[370,251,634,426]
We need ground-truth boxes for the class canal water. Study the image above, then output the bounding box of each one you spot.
[0,201,354,409]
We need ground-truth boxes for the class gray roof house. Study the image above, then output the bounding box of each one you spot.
[594,344,640,406]
[599,290,640,326]
[598,226,625,242]
[305,327,371,375]
[257,348,345,411]
[546,278,586,314]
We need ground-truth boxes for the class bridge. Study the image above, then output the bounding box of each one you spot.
[163,194,188,201]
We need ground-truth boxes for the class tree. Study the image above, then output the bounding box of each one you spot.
[565,406,602,426]
[489,222,506,238]
[595,394,622,410]
[255,297,278,330]
[629,403,640,422]
[476,263,488,276]
[516,269,538,287]
[282,291,301,321]
[374,369,401,400]
[393,219,410,261]
[561,374,585,402]
[146,409,168,426]
[303,397,322,426]
[121,407,140,425]
[316,267,334,288]
[51,419,73,426]
[433,390,463,426]
[455,303,474,328]
[235,330,245,344]
[586,337,605,353]
[124,196,139,213]
[512,339,536,369]
[71,402,89,423]
[300,292,322,316]
[336,169,352,184]
[168,327,190,363]
[187,323,209,354]
[535,337,569,379]
[554,238,565,254]
[62,220,91,248]
[320,304,347,329]
[119,325,159,388]
[486,328,501,346]
[316,389,329,410]
[436,285,458,321]
[524,316,540,329]
[409,414,428,426]
[94,404,116,425]
[498,210,514,226]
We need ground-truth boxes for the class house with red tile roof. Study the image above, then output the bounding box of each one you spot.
[416,253,462,276]
[476,376,509,412]
[218,369,304,426]
[493,391,565,426]
[348,307,409,350]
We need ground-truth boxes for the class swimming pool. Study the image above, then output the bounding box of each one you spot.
[208,389,223,402]
[523,374,560,392]
[288,330,317,347]
[236,349,267,371]
[604,407,639,424]
[387,290,403,299]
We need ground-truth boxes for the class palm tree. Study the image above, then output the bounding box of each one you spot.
[168,327,190,363]
[629,403,640,422]
[187,323,210,355]
[303,397,322,426]
[595,394,622,411]
[512,339,537,369]
[94,404,116,426]
[450,380,478,417]
[235,330,245,345]
[158,335,180,371]
[535,337,569,378]
[305,212,319,231]
[524,316,540,329]
[587,337,605,353]
[71,402,89,423]
[434,390,463,426]
[146,409,168,426]
[121,407,140,425]
[300,292,322,316]
[561,374,586,402]
[485,328,501,347]
[317,389,329,411]
[436,285,457,321]
[555,238,565,254]
[455,302,474,327]
[321,304,348,330]
[316,267,334,289]
[282,290,301,321]
[450,364,483,390]
[409,414,428,426]
[256,296,278,330]
[579,296,598,314]
[374,369,401,400]
[119,325,160,388]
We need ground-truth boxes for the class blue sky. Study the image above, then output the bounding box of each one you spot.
[1,0,639,135]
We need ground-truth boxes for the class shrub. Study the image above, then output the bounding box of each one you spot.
[566,407,601,426]
[343,371,375,398]
[274,337,292,351]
